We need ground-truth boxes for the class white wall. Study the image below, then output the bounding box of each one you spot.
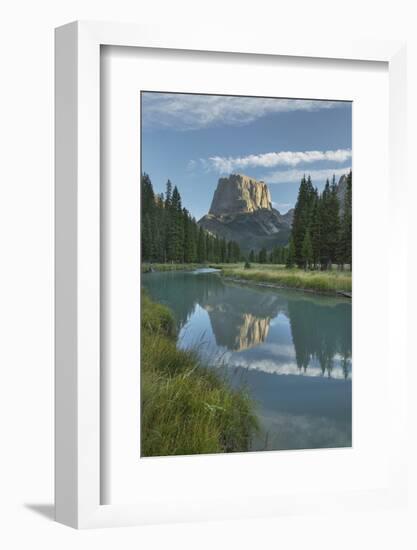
[0,0,416,548]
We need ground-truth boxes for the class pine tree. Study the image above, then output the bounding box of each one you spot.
[249,250,255,263]
[183,209,196,263]
[164,179,172,209]
[226,241,240,263]
[301,229,313,270]
[310,190,321,269]
[220,238,227,263]
[345,170,352,268]
[327,175,341,267]
[141,174,156,262]
[142,214,153,261]
[141,173,250,266]
[226,241,233,263]
[213,236,220,263]
[141,173,155,215]
[337,170,352,269]
[291,175,316,267]
[258,248,267,264]
[208,233,215,262]
[286,238,296,268]
[197,226,207,263]
[319,179,332,269]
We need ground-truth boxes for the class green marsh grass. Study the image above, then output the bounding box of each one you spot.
[141,291,259,457]
[217,264,352,293]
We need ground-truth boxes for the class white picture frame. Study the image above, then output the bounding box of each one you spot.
[55,20,407,529]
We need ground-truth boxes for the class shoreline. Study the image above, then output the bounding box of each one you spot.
[221,275,352,298]
[141,290,259,456]
[142,263,203,274]
[141,263,352,298]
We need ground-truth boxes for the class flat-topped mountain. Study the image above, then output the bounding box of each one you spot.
[209,174,272,215]
[199,174,293,253]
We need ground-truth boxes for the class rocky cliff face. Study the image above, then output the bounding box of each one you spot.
[209,174,272,215]
[199,174,292,252]
[202,284,286,351]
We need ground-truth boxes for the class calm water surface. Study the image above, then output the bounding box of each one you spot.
[142,268,352,451]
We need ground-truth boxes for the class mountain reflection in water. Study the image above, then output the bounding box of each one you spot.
[142,269,352,450]
[203,289,280,351]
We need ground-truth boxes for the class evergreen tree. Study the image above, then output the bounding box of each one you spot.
[141,173,155,215]
[206,232,212,262]
[291,175,316,267]
[170,186,184,262]
[287,172,352,271]
[326,175,341,267]
[197,226,207,263]
[213,236,220,263]
[142,214,153,261]
[301,229,313,270]
[310,190,321,269]
[183,209,196,263]
[141,173,155,261]
[337,170,352,269]
[220,238,227,263]
[258,248,267,264]
[226,240,233,263]
[273,247,283,264]
[249,250,255,263]
[318,179,330,267]
[164,179,172,209]
[286,238,296,268]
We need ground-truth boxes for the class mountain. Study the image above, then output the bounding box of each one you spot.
[202,283,286,351]
[209,174,272,215]
[198,174,293,253]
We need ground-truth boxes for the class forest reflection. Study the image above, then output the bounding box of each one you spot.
[142,270,351,379]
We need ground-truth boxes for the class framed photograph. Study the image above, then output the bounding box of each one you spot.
[55,21,408,528]
[138,90,353,460]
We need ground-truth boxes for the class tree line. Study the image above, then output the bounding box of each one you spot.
[287,171,352,270]
[248,246,290,265]
[141,174,242,264]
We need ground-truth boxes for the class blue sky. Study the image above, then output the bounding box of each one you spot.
[141,92,352,220]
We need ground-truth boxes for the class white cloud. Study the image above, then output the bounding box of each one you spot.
[142,92,346,130]
[207,149,352,173]
[264,167,351,185]
[218,352,351,380]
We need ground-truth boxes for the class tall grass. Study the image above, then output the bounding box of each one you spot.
[141,291,259,457]
[220,264,352,293]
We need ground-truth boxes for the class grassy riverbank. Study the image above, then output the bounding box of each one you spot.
[141,291,259,457]
[141,262,351,294]
[211,263,352,293]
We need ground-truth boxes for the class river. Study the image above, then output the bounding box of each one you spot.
[142,268,352,452]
